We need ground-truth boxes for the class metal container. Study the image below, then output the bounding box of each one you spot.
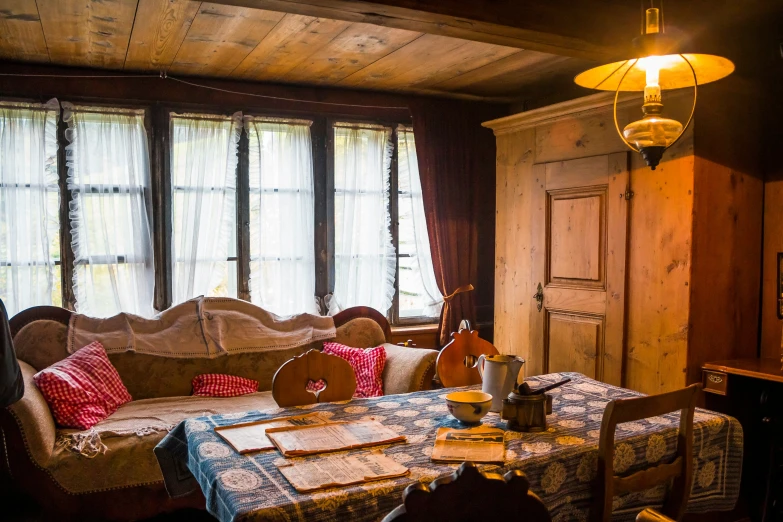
[500,392,548,432]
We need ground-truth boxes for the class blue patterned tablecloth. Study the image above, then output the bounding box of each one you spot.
[155,372,743,522]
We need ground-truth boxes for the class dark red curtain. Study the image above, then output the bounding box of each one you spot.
[410,99,500,346]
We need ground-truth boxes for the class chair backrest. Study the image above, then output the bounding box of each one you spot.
[272,349,357,407]
[382,462,551,522]
[592,383,701,522]
[436,327,499,388]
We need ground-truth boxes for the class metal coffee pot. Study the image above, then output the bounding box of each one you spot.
[467,354,525,412]
[501,391,548,432]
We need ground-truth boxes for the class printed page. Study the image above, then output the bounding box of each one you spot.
[214,413,328,454]
[431,426,506,463]
[266,420,405,456]
[276,451,409,493]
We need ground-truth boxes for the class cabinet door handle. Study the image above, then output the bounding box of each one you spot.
[533,283,544,312]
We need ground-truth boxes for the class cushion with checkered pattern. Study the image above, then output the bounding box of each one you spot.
[322,342,386,398]
[191,373,259,397]
[33,341,132,430]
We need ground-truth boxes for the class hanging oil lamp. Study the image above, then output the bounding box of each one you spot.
[574,3,735,169]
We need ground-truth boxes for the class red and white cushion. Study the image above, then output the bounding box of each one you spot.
[191,374,258,397]
[33,341,132,430]
[322,342,386,398]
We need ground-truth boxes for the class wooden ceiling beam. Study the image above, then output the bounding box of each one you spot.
[204,0,637,62]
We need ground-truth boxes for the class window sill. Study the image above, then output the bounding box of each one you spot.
[390,323,439,349]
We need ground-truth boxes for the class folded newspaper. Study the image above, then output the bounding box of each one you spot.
[214,413,329,454]
[430,426,506,463]
[266,420,405,457]
[275,451,410,492]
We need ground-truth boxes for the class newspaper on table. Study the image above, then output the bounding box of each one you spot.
[266,420,405,457]
[430,426,506,464]
[214,413,329,454]
[275,451,410,493]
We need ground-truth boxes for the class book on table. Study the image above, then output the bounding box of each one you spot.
[265,419,405,457]
[214,413,329,454]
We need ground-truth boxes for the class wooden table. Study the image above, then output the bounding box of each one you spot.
[156,372,742,522]
[702,358,783,522]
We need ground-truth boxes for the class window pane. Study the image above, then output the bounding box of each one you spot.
[397,128,442,319]
[65,104,155,317]
[0,100,60,316]
[171,113,240,304]
[332,123,395,315]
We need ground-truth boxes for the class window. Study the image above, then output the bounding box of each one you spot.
[0,98,441,325]
[246,116,316,315]
[64,104,155,317]
[331,123,396,315]
[170,113,241,304]
[0,100,61,316]
[396,127,442,320]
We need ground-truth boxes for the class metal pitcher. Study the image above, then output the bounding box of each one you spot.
[470,354,525,412]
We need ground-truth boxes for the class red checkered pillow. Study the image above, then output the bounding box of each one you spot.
[33,341,132,430]
[322,342,386,398]
[192,374,258,397]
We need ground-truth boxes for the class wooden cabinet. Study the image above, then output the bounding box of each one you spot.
[484,88,763,395]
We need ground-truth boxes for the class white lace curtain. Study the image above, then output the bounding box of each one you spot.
[245,116,317,315]
[0,99,60,316]
[170,113,241,305]
[330,123,395,315]
[64,103,155,318]
[397,127,443,318]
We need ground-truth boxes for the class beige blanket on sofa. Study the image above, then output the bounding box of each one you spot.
[67,296,336,358]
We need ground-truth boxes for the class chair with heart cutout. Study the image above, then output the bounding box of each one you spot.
[272,349,357,407]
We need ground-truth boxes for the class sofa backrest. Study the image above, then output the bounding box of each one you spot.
[12,312,388,400]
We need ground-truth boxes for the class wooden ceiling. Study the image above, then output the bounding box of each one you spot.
[0,0,594,102]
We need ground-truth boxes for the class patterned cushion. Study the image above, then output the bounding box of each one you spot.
[33,341,132,430]
[322,342,386,398]
[191,374,259,397]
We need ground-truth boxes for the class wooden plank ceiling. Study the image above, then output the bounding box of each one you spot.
[0,0,594,101]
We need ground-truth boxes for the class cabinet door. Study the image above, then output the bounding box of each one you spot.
[529,153,629,385]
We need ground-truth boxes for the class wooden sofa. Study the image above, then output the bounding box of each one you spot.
[0,304,437,521]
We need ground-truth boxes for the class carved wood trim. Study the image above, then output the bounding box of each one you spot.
[9,306,73,339]
[333,306,393,343]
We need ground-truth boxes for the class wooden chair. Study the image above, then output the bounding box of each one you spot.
[272,349,356,407]
[382,462,551,522]
[435,321,499,388]
[592,383,702,522]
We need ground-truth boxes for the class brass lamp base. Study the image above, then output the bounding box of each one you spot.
[640,146,666,170]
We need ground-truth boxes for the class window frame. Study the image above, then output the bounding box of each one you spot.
[2,97,434,325]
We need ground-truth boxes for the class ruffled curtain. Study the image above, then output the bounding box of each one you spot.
[170,112,241,304]
[0,99,60,317]
[245,116,317,315]
[64,103,155,318]
[397,126,443,318]
[329,123,395,315]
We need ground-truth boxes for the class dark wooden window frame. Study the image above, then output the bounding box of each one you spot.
[7,97,435,326]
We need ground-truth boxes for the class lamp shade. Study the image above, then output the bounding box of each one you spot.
[574,53,734,91]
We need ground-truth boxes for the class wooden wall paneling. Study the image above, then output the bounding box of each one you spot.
[624,134,695,395]
[604,152,629,387]
[762,171,783,359]
[526,163,546,376]
[0,0,49,62]
[688,79,764,375]
[169,4,284,77]
[493,129,536,366]
[124,0,201,71]
[283,23,421,84]
[35,0,137,68]
[231,15,351,81]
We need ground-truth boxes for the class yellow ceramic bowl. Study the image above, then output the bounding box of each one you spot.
[445,391,493,424]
